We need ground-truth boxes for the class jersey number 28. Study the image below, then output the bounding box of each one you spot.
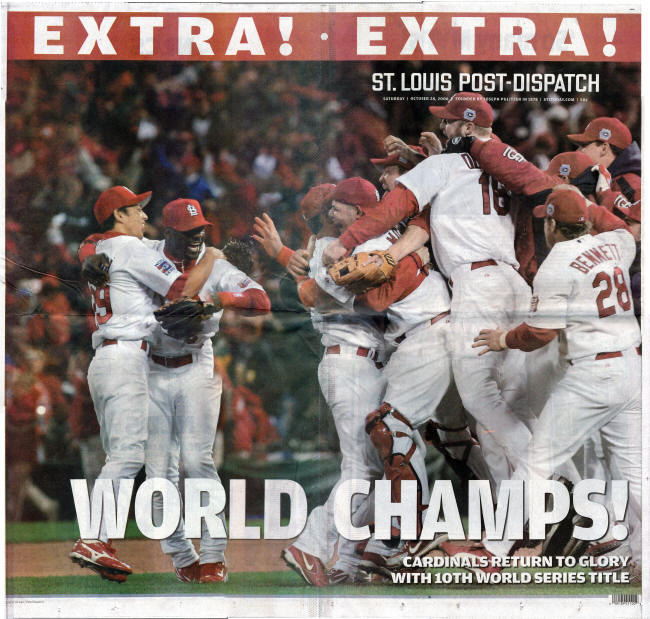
[592,267,631,318]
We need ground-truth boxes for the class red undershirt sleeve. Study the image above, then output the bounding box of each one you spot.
[339,185,420,251]
[296,278,317,307]
[408,208,431,233]
[505,322,559,352]
[217,289,271,315]
[470,138,556,196]
[165,273,191,300]
[276,246,295,268]
[356,253,425,312]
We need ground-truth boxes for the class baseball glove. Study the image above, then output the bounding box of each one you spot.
[81,253,111,288]
[154,296,220,340]
[328,250,396,295]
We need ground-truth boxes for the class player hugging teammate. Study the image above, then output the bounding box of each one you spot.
[71,189,270,583]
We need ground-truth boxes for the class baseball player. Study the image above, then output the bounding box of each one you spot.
[567,117,640,210]
[452,188,641,582]
[255,179,387,585]
[323,93,535,488]
[144,198,270,584]
[295,179,390,584]
[70,186,219,583]
[371,151,423,194]
[327,157,494,578]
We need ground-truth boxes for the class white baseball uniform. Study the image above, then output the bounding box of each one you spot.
[144,242,266,569]
[397,153,534,484]
[291,235,386,575]
[346,234,492,561]
[86,233,183,543]
[484,228,641,562]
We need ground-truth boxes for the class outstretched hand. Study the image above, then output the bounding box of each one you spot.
[252,213,283,258]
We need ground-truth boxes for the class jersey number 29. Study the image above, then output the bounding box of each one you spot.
[90,285,113,325]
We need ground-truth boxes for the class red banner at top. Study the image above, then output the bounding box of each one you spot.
[7,11,640,62]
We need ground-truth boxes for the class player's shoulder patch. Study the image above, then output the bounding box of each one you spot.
[154,258,176,275]
[238,278,252,288]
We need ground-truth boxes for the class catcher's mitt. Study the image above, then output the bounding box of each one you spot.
[328,250,396,295]
[82,253,111,288]
[154,296,220,340]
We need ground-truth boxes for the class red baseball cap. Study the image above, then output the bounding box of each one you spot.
[567,117,632,151]
[429,92,493,128]
[94,186,152,225]
[162,199,211,231]
[301,184,336,220]
[533,189,588,224]
[331,177,380,210]
[546,151,594,179]
[370,152,417,172]
[614,202,641,223]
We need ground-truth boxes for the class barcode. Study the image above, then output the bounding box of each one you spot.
[611,594,639,605]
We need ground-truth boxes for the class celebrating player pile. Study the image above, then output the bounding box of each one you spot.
[319,93,641,584]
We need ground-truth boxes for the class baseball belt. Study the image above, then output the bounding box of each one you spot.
[569,346,641,364]
[102,339,149,352]
[151,353,194,368]
[394,310,450,344]
[449,260,498,287]
[326,345,384,368]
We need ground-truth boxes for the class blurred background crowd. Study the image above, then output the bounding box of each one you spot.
[5,59,640,520]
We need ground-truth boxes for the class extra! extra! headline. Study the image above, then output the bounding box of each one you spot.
[7,12,640,62]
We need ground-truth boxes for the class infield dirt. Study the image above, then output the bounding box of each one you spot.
[7,539,290,578]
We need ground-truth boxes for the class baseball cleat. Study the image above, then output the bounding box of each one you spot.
[281,545,328,587]
[326,567,369,585]
[358,550,393,579]
[440,541,501,574]
[86,564,129,583]
[175,560,201,583]
[585,538,627,572]
[384,534,449,569]
[69,539,132,580]
[585,537,623,558]
[199,561,228,583]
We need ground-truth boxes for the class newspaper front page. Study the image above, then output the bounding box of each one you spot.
[3,2,644,618]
